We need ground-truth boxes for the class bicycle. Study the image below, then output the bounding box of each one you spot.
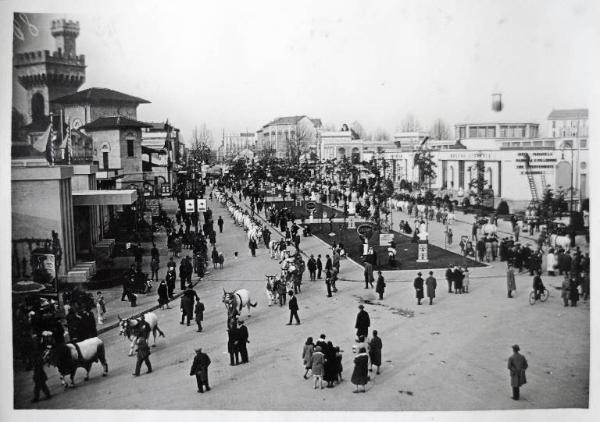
[529,288,549,305]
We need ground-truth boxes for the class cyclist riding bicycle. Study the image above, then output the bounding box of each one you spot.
[532,271,546,300]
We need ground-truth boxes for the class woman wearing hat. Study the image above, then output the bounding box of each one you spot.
[310,346,325,389]
[351,347,369,393]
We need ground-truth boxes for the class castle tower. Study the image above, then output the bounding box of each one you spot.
[14,19,86,125]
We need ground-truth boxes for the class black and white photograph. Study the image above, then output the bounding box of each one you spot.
[1,0,598,421]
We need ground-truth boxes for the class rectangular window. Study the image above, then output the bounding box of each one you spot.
[552,121,556,129]
[499,126,507,138]
[544,140,555,148]
[580,139,587,148]
[533,141,543,147]
[459,127,466,139]
[477,126,486,137]
[127,139,134,157]
[530,126,538,138]
[486,126,496,137]
[102,152,109,170]
[468,127,477,138]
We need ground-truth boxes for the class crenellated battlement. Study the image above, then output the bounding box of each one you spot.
[51,19,80,35]
[14,49,85,66]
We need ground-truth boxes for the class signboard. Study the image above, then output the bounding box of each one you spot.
[185,199,195,213]
[417,241,429,262]
[197,199,207,212]
[161,185,171,196]
[379,233,394,246]
[305,202,316,211]
[348,215,356,229]
[348,201,356,215]
[147,199,161,216]
[356,223,375,240]
[31,251,57,293]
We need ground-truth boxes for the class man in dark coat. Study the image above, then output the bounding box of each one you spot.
[307,255,317,281]
[375,271,386,300]
[286,291,301,325]
[237,320,250,363]
[507,344,528,400]
[180,290,195,326]
[217,216,224,233]
[355,304,370,339]
[227,327,240,366]
[414,272,424,305]
[316,255,323,279]
[166,269,176,299]
[190,348,211,393]
[364,261,374,289]
[425,271,437,305]
[194,299,205,332]
[445,264,454,293]
[31,352,51,402]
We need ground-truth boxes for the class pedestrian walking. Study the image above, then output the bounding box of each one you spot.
[212,247,220,269]
[561,276,570,306]
[31,353,51,403]
[157,280,170,309]
[507,264,516,298]
[237,320,250,363]
[375,271,386,300]
[364,261,374,289]
[166,269,176,299]
[425,271,437,305]
[355,304,370,340]
[307,255,317,281]
[368,330,382,375]
[414,272,424,305]
[189,347,211,393]
[217,216,224,233]
[150,257,159,282]
[194,299,205,332]
[249,238,257,257]
[311,346,325,389]
[351,347,369,393]
[180,289,194,326]
[316,255,323,279]
[445,264,454,293]
[325,270,333,297]
[133,337,152,376]
[462,267,470,293]
[302,337,314,379]
[286,290,301,325]
[95,291,106,324]
[507,344,528,400]
[569,277,579,307]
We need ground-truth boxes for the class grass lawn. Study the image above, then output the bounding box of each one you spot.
[308,222,486,271]
[268,200,343,220]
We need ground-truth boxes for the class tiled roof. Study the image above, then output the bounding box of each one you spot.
[81,116,153,131]
[52,88,150,105]
[547,109,588,120]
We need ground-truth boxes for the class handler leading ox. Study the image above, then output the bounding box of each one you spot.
[119,312,165,356]
[42,332,108,389]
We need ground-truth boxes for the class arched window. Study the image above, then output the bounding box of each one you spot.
[31,92,45,123]
[337,147,346,160]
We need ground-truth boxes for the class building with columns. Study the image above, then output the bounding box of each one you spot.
[256,115,321,158]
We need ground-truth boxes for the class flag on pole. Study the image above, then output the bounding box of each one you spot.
[46,115,56,166]
[65,119,72,164]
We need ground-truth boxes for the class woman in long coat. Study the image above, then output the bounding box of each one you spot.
[375,271,386,300]
[302,337,314,379]
[310,346,325,389]
[413,273,424,305]
[323,341,338,387]
[368,330,382,374]
[568,277,579,306]
[351,347,369,393]
[546,249,556,276]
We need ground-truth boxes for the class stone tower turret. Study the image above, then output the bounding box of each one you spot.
[51,19,80,57]
[14,19,86,125]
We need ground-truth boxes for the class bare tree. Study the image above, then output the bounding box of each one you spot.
[371,128,391,142]
[286,120,314,164]
[350,120,367,140]
[321,122,337,131]
[399,113,422,132]
[189,124,213,164]
[430,118,451,140]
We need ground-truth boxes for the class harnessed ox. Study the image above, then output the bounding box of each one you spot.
[222,288,257,327]
[41,332,108,389]
[118,312,165,356]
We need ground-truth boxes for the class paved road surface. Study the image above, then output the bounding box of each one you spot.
[14,192,589,410]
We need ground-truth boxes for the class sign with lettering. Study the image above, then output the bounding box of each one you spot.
[147,199,161,216]
[416,241,429,262]
[305,201,316,211]
[357,223,375,240]
[161,185,171,196]
[197,199,207,212]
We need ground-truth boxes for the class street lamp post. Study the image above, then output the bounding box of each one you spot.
[561,144,575,225]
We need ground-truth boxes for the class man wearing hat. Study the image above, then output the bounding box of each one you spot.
[355,305,370,340]
[507,344,528,400]
[445,264,454,293]
[190,347,211,393]
[425,271,437,305]
[286,291,301,325]
[413,272,424,305]
[237,320,250,363]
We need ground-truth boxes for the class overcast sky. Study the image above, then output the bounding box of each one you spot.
[8,0,599,145]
